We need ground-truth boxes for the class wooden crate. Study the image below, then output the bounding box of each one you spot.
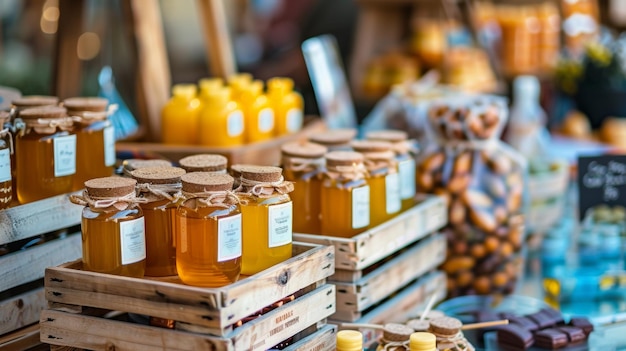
[283,324,337,351]
[294,195,447,271]
[0,324,47,351]
[332,234,446,322]
[41,243,335,350]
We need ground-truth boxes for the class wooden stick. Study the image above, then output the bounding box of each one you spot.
[461,319,509,330]
[339,323,384,330]
[420,293,439,321]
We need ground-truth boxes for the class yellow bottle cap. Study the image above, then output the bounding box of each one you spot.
[336,330,363,351]
[199,78,224,92]
[227,73,253,85]
[172,84,197,99]
[205,87,232,104]
[268,77,294,92]
[410,332,436,351]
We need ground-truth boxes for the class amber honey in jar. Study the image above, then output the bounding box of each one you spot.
[0,112,12,209]
[64,97,116,191]
[15,106,76,203]
[122,159,172,177]
[308,128,357,151]
[352,140,401,227]
[366,130,416,211]
[236,166,294,275]
[176,172,241,286]
[178,154,228,174]
[321,151,370,238]
[281,141,327,234]
[132,166,186,277]
[70,176,146,277]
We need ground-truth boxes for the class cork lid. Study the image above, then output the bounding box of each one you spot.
[407,319,430,332]
[325,151,364,167]
[382,323,414,342]
[19,106,67,119]
[131,167,186,185]
[428,317,463,336]
[123,159,173,172]
[241,166,282,182]
[63,97,108,112]
[179,154,227,172]
[351,140,393,153]
[366,130,408,142]
[12,95,59,108]
[281,141,327,158]
[85,176,137,198]
[181,172,234,193]
[308,129,357,146]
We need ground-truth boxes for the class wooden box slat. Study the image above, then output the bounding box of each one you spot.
[0,287,46,335]
[41,284,336,351]
[45,243,334,336]
[0,193,81,246]
[294,195,447,271]
[0,323,43,351]
[283,324,337,351]
[1,233,81,293]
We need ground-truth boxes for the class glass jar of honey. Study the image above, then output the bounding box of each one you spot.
[132,166,186,277]
[64,97,116,191]
[176,172,241,287]
[15,106,76,204]
[308,129,357,151]
[321,151,370,237]
[0,111,13,209]
[281,141,327,234]
[366,130,416,212]
[351,140,401,227]
[70,176,146,277]
[122,159,172,177]
[236,166,294,275]
[178,154,228,174]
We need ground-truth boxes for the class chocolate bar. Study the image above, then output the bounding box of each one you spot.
[497,324,534,350]
[557,326,586,344]
[534,329,568,349]
[540,308,565,325]
[569,317,594,336]
[509,316,540,332]
[528,310,557,329]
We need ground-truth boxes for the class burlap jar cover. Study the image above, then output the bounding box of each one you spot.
[235,166,294,199]
[15,106,74,136]
[63,97,117,126]
[131,167,186,204]
[179,172,239,209]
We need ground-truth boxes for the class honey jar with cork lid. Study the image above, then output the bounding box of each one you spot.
[70,176,146,277]
[308,128,357,151]
[178,154,228,174]
[15,106,76,203]
[11,95,59,117]
[176,172,242,286]
[122,159,172,177]
[377,323,415,351]
[281,141,327,234]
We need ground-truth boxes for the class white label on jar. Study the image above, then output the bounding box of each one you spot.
[227,110,244,137]
[352,186,370,229]
[103,125,116,166]
[286,108,303,133]
[268,202,292,248]
[218,213,242,262]
[119,217,146,265]
[258,108,274,133]
[385,173,401,214]
[53,134,76,177]
[0,149,11,182]
[399,158,416,200]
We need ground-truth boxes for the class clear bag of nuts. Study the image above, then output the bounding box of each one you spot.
[416,95,527,297]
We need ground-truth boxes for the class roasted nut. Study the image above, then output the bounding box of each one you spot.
[492,271,509,288]
[447,277,457,292]
[456,271,474,287]
[488,153,512,174]
[500,241,514,258]
[494,205,508,225]
[462,189,493,208]
[473,276,491,294]
[417,172,434,191]
[469,207,497,233]
[454,152,473,174]
[470,243,487,259]
[468,116,484,138]
[447,174,471,193]
[449,199,467,226]
[423,152,445,172]
[507,190,522,214]
[484,236,500,253]
[442,256,475,274]
[452,240,468,255]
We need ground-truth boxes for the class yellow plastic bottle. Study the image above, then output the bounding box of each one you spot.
[199,77,224,96]
[267,77,304,136]
[199,87,244,147]
[242,80,275,143]
[336,330,363,351]
[161,84,201,145]
[228,73,253,103]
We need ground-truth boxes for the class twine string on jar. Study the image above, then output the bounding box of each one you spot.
[360,151,397,173]
[0,128,14,154]
[181,190,240,208]
[379,339,410,351]
[282,156,325,173]
[430,331,472,351]
[235,176,294,198]
[14,117,74,136]
[70,191,148,211]
[135,182,182,203]
[325,163,368,181]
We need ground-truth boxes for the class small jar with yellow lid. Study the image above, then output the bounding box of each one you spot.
[176,172,242,287]
[64,97,116,191]
[321,151,370,238]
[15,106,76,203]
[337,330,363,351]
[0,111,13,209]
[410,332,437,351]
[366,130,417,211]
[132,166,186,277]
[308,128,357,151]
[236,166,294,275]
[178,154,228,174]
[281,141,327,234]
[352,140,401,227]
[70,176,146,277]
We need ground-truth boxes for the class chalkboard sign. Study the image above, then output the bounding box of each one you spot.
[578,155,626,221]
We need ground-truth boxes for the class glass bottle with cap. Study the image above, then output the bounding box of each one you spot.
[321,151,370,238]
[64,97,116,191]
[366,130,417,212]
[0,111,12,209]
[121,159,173,177]
[70,176,146,277]
[161,84,201,145]
[199,87,244,147]
[236,166,293,275]
[268,77,303,136]
[352,140,401,227]
[336,330,364,351]
[176,172,242,286]
[178,154,228,174]
[15,106,76,203]
[409,332,437,351]
[131,166,186,277]
[308,128,357,152]
[281,141,327,234]
[241,80,275,143]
